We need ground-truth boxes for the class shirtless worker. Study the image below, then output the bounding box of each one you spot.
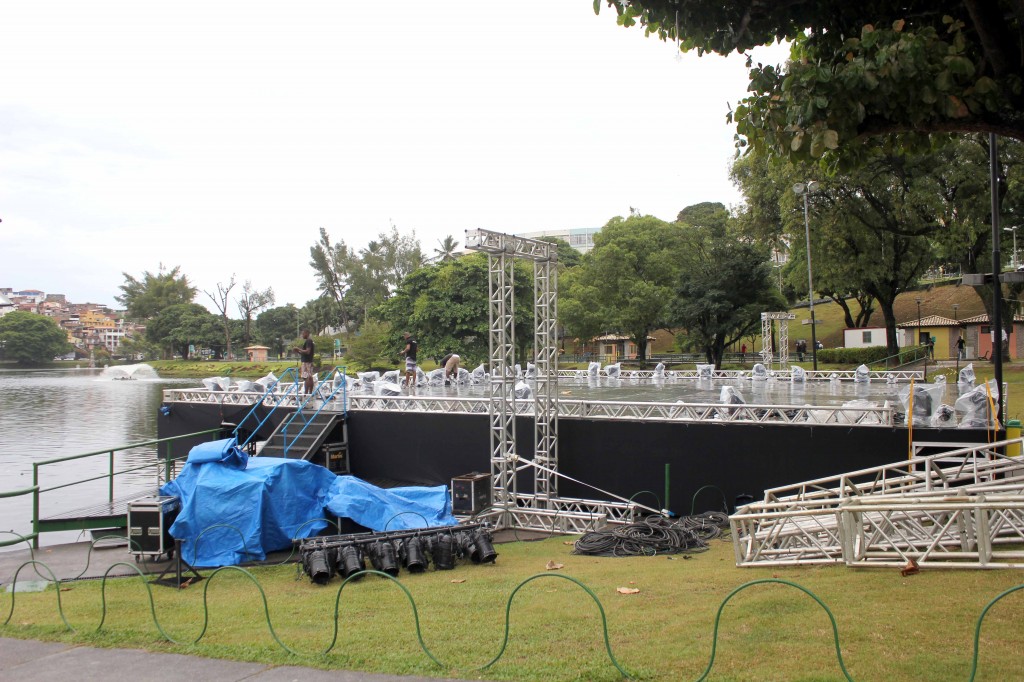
[400,332,418,391]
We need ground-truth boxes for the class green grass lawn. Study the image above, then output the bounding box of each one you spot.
[3,537,1022,681]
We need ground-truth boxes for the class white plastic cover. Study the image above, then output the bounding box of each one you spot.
[791,366,807,382]
[837,399,880,424]
[958,363,976,385]
[381,370,401,384]
[202,376,230,392]
[525,363,537,379]
[897,383,946,426]
[587,362,601,378]
[854,364,870,383]
[375,381,403,396]
[254,371,279,393]
[719,386,745,404]
[696,363,715,379]
[456,367,470,383]
[357,371,380,384]
[514,380,532,399]
[426,368,445,386]
[934,374,947,386]
[750,364,767,381]
[954,378,1000,429]
[233,380,255,392]
[604,363,621,378]
[931,404,956,427]
[471,364,488,384]
[653,363,666,379]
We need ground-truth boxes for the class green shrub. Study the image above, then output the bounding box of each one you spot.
[816,345,927,366]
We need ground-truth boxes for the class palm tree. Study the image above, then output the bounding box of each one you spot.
[433,235,459,262]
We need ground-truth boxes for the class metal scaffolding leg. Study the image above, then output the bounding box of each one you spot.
[487,251,517,512]
[534,257,558,502]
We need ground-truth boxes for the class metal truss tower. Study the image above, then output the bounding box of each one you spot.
[760,312,796,368]
[466,229,559,520]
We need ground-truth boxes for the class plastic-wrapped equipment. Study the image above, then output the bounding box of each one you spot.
[514,380,532,399]
[897,383,946,426]
[456,367,470,384]
[587,362,601,378]
[233,379,255,392]
[381,370,401,384]
[201,376,231,392]
[375,381,403,396]
[854,364,870,383]
[357,371,380,385]
[525,363,537,379]
[696,363,715,380]
[791,366,807,382]
[931,404,956,427]
[954,379,1000,429]
[958,363,976,386]
[425,368,445,386]
[254,371,279,393]
[653,362,666,379]
[471,364,488,384]
[750,364,768,381]
[604,363,621,379]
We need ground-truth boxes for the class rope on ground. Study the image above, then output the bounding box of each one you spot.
[572,512,730,557]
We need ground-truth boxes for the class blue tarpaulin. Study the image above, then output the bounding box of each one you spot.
[161,457,337,567]
[324,476,457,531]
[185,437,248,469]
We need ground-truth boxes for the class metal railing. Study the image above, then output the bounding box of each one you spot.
[277,366,348,457]
[234,368,299,450]
[0,429,223,549]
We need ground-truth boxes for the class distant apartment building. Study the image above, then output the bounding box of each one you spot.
[0,292,14,318]
[515,227,601,253]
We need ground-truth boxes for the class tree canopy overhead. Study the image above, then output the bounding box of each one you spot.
[598,1,1024,164]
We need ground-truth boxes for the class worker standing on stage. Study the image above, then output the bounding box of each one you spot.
[400,332,418,391]
[291,329,315,396]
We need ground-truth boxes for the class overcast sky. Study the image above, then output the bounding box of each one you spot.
[1,1,789,315]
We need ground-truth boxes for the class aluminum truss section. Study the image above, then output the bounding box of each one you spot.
[467,228,560,517]
[760,312,796,368]
[731,440,1024,568]
[533,256,559,501]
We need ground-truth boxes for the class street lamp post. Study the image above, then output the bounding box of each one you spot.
[953,304,961,372]
[1004,226,1019,270]
[793,181,819,370]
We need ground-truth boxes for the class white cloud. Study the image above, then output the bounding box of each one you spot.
[0,1,789,312]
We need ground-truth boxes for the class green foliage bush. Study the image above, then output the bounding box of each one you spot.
[817,345,927,366]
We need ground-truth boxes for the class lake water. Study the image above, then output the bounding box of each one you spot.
[0,366,194,546]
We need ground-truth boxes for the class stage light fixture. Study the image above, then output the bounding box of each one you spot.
[368,541,399,576]
[404,536,428,573]
[472,531,498,564]
[304,548,333,585]
[433,534,455,570]
[337,544,365,580]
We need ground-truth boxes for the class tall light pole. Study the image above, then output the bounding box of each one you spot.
[1004,226,1019,270]
[794,181,819,370]
[953,304,961,372]
[915,298,922,344]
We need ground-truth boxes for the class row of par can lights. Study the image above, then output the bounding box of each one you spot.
[299,524,498,585]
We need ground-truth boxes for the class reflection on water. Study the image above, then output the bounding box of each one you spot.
[0,367,194,544]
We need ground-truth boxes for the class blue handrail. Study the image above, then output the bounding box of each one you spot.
[234,368,298,450]
[279,366,348,458]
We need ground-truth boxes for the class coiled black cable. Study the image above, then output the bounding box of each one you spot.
[573,512,730,557]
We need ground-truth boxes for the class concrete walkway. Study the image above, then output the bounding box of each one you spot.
[0,637,476,682]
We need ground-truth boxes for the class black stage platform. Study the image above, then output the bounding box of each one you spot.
[158,400,994,514]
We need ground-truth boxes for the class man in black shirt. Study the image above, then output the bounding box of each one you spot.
[291,329,315,395]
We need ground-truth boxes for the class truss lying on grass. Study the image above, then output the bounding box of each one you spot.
[731,440,1024,569]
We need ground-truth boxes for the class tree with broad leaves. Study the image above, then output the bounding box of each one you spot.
[0,311,72,364]
[596,1,1024,165]
[375,252,534,366]
[561,214,684,364]
[116,265,196,321]
[668,203,786,368]
[256,305,299,358]
[145,303,219,359]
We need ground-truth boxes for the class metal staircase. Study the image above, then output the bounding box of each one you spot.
[258,410,349,473]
